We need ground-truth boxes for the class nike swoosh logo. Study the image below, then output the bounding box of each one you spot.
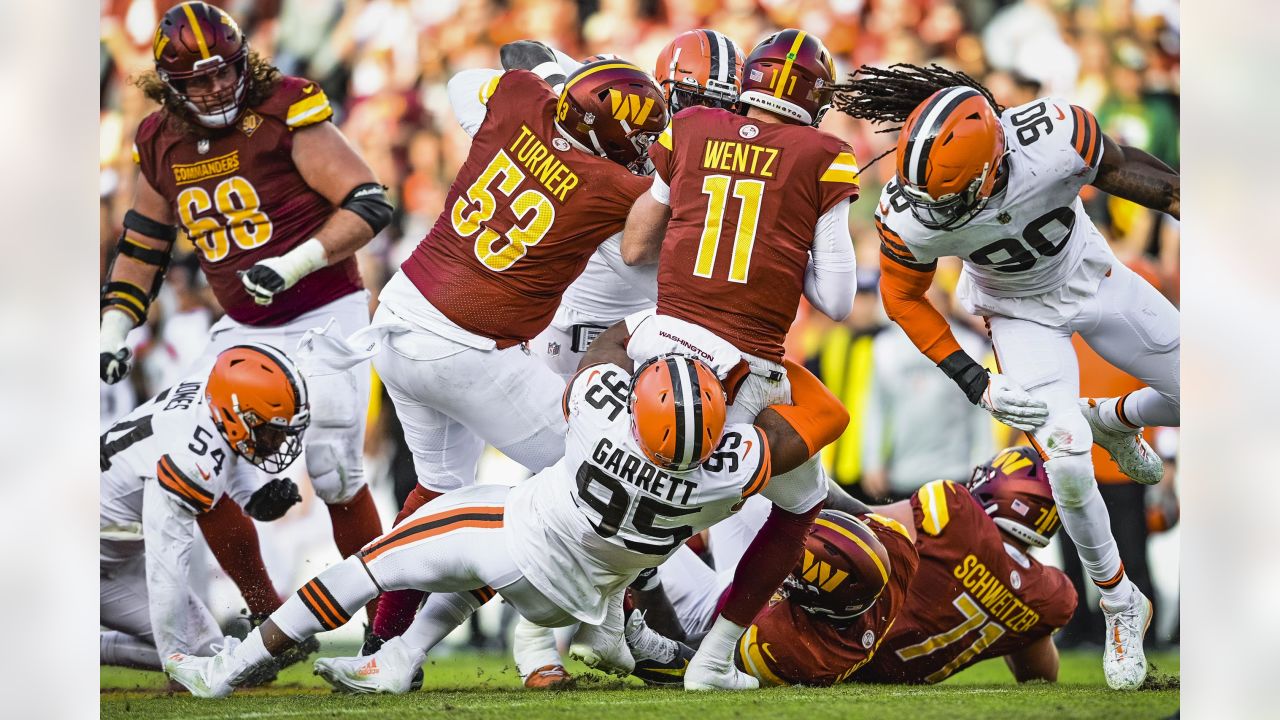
[197,464,210,481]
[303,84,315,94]
[1054,105,1065,120]
[878,202,889,215]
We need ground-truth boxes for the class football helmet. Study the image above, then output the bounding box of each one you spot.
[785,510,891,623]
[629,355,726,473]
[738,29,836,126]
[205,344,310,474]
[654,30,744,114]
[895,86,1006,230]
[152,2,250,128]
[555,59,669,174]
[967,446,1060,548]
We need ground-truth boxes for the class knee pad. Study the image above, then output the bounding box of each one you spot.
[1043,448,1094,509]
[306,440,364,504]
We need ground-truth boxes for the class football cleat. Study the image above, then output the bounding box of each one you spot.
[313,636,425,694]
[569,623,635,677]
[164,637,253,699]
[1081,399,1163,485]
[624,609,693,686]
[523,664,573,689]
[683,650,759,691]
[1101,589,1153,690]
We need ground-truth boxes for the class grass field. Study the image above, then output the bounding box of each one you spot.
[101,646,1179,719]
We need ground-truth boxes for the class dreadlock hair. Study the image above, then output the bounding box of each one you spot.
[133,50,282,138]
[830,63,1004,170]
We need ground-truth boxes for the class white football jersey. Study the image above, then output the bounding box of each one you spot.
[505,362,777,624]
[100,371,235,533]
[876,97,1111,299]
[559,235,656,323]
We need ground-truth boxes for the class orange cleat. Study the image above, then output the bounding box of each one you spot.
[523,664,572,689]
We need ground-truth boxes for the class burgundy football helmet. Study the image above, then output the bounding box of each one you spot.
[554,59,669,174]
[967,446,1061,548]
[738,29,836,126]
[783,510,891,623]
[152,2,250,128]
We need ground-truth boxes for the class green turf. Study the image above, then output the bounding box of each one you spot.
[101,647,1178,719]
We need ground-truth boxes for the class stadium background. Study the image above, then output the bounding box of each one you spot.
[98,0,1180,656]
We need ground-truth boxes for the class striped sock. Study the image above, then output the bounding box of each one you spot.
[1095,395,1141,433]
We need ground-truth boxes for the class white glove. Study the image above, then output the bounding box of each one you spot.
[239,238,327,306]
[980,373,1050,432]
[100,309,135,385]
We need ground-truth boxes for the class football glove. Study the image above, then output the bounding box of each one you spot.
[980,373,1049,432]
[244,478,302,521]
[100,309,134,385]
[239,264,288,306]
[239,238,328,306]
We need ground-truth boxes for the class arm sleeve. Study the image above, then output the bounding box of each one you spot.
[447,68,503,138]
[648,173,671,206]
[596,232,658,301]
[142,478,201,659]
[877,229,962,365]
[803,198,856,320]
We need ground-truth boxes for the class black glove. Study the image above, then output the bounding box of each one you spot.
[239,265,287,306]
[500,40,557,71]
[100,347,132,385]
[244,478,301,521]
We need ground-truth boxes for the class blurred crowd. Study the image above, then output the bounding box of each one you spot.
[99,0,1180,647]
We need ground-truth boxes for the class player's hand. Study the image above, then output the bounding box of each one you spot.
[979,373,1049,431]
[240,263,289,306]
[100,348,133,385]
[100,309,135,384]
[244,478,302,521]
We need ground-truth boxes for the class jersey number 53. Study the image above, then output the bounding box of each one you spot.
[451,150,557,272]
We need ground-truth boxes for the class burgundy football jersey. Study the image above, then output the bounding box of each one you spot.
[735,514,918,686]
[855,480,1078,684]
[135,76,362,326]
[649,106,860,362]
[401,70,652,347]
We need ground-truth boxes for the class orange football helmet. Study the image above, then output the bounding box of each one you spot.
[967,446,1060,548]
[205,344,310,474]
[629,355,727,472]
[785,510,891,623]
[153,2,250,128]
[654,29,744,114]
[738,29,836,126]
[895,86,1006,229]
[555,59,669,174]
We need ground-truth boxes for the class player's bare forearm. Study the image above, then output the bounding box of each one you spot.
[1093,134,1180,219]
[580,321,633,372]
[621,192,670,265]
[756,360,850,474]
[292,121,385,261]
[310,207,376,264]
[1004,634,1059,682]
[754,408,814,475]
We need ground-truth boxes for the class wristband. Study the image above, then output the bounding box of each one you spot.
[938,350,988,405]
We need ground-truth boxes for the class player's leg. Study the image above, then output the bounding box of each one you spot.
[654,544,722,641]
[989,314,1151,690]
[100,551,160,668]
[100,630,161,671]
[1080,263,1180,428]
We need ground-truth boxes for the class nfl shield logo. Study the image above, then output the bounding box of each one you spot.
[547,341,560,357]
[197,139,210,155]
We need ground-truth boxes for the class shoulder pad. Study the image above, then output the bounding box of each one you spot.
[256,76,333,130]
[915,479,960,536]
[566,363,630,423]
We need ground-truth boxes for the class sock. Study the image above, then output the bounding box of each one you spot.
[719,500,821,626]
[326,486,385,620]
[197,497,282,616]
[100,631,161,670]
[1094,395,1141,433]
[513,616,562,676]
[274,556,381,643]
[696,615,747,669]
[1119,387,1180,428]
[371,485,444,639]
[1046,461,1134,605]
[401,592,483,657]
[232,628,273,667]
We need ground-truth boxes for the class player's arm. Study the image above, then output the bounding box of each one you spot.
[1004,634,1060,682]
[447,68,502,138]
[499,40,580,93]
[621,180,672,266]
[579,320,633,372]
[1092,133,1180,219]
[100,174,178,384]
[878,231,1047,432]
[824,477,873,516]
[240,122,393,306]
[803,197,856,320]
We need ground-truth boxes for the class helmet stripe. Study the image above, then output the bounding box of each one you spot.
[181,2,212,60]
[772,30,808,99]
[231,343,307,412]
[665,358,688,467]
[904,86,975,187]
[563,62,646,94]
[814,518,888,584]
[704,30,722,84]
[722,33,737,85]
[687,361,704,466]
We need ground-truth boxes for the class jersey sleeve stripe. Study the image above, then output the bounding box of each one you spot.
[657,123,673,150]
[1069,105,1102,168]
[917,479,953,536]
[741,432,772,498]
[879,241,936,272]
[286,92,333,128]
[156,455,214,512]
[819,151,861,184]
[479,75,501,105]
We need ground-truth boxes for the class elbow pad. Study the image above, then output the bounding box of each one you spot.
[939,350,989,405]
[341,183,394,235]
[101,210,176,323]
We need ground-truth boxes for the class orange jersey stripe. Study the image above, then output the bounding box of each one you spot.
[742,434,773,498]
[157,455,213,512]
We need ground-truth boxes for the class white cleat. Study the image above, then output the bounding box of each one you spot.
[163,637,252,699]
[1081,399,1163,485]
[1101,590,1153,690]
[683,649,759,691]
[569,623,635,677]
[313,636,425,694]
